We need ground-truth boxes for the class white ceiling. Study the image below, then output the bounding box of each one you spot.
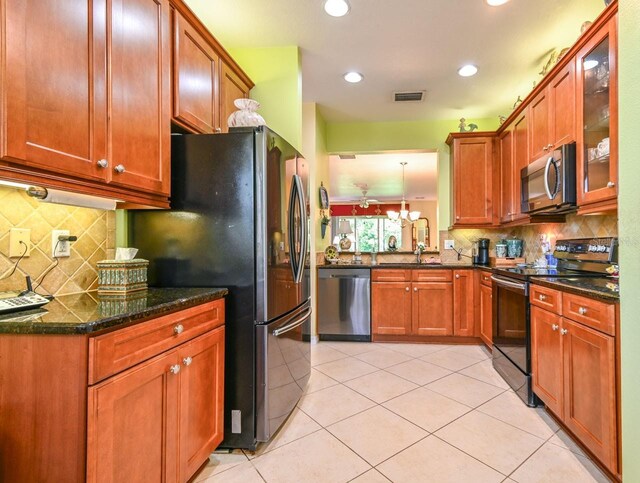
[184,0,605,123]
[329,152,438,202]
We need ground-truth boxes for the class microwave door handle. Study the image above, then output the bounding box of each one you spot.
[543,156,554,200]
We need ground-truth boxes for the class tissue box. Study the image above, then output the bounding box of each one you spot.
[97,259,149,294]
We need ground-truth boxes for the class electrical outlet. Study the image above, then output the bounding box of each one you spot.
[52,230,71,257]
[9,228,31,257]
[444,240,455,250]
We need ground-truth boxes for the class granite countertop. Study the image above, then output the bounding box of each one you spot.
[318,263,478,269]
[532,278,619,301]
[0,287,228,335]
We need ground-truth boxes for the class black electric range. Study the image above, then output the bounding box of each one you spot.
[491,237,618,407]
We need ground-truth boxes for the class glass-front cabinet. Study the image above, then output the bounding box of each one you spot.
[576,15,618,211]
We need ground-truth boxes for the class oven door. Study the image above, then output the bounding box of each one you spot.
[491,275,529,374]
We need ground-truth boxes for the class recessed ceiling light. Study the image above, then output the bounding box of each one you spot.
[458,64,478,77]
[584,59,599,70]
[486,0,510,6]
[324,0,350,17]
[344,71,363,83]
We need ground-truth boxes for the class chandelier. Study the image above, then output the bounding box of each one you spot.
[387,162,420,228]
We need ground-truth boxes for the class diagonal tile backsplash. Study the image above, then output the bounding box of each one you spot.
[0,186,115,296]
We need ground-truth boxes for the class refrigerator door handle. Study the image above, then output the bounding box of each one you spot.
[288,176,299,281]
[272,308,312,336]
[295,174,308,284]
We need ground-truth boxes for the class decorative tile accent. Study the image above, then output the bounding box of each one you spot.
[0,186,115,296]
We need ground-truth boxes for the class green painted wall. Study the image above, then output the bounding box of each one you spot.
[229,46,302,151]
[325,117,500,230]
[618,1,640,479]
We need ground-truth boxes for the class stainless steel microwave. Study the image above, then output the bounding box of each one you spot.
[521,142,576,214]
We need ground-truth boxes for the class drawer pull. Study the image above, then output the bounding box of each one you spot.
[114,164,126,174]
[169,364,181,375]
[183,356,193,367]
[552,324,559,331]
[97,159,108,168]
[455,274,460,279]
[173,324,184,335]
[539,294,547,301]
[560,328,568,336]
[578,307,588,315]
[406,287,410,292]
[607,181,615,188]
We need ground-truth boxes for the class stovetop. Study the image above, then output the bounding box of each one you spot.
[492,266,608,281]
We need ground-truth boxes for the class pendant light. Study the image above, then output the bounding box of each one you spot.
[387,162,420,228]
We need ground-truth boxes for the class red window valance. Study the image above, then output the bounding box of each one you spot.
[329,203,408,217]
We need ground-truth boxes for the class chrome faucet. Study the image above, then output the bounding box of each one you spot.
[416,251,422,264]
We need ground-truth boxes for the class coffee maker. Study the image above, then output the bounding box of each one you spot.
[473,238,490,266]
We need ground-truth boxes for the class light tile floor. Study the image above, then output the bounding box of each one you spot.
[194,342,612,483]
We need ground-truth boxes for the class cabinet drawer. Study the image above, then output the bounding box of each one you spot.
[412,269,453,282]
[88,299,225,384]
[372,269,410,282]
[562,293,616,336]
[480,270,492,287]
[530,285,562,314]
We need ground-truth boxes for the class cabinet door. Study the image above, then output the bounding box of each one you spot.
[452,137,494,225]
[576,15,618,209]
[499,127,514,223]
[178,327,225,482]
[87,350,179,483]
[108,0,171,195]
[549,62,576,147]
[372,282,412,336]
[453,271,475,337]
[562,318,617,472]
[172,9,220,134]
[412,282,453,336]
[220,63,251,133]
[512,112,529,221]
[1,0,107,181]
[531,307,563,417]
[479,283,493,347]
[529,89,550,160]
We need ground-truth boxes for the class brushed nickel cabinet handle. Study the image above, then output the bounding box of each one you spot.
[174,324,184,335]
[97,159,108,168]
[215,127,222,133]
[169,364,181,375]
[539,294,546,301]
[183,356,193,366]
[114,164,126,174]
[560,328,568,336]
[607,181,615,188]
[406,287,410,292]
[552,324,559,331]
[578,307,587,315]
[455,274,460,279]
[414,287,418,292]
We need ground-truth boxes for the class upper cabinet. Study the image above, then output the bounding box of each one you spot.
[447,133,495,227]
[172,8,221,134]
[576,14,618,213]
[0,0,171,206]
[220,63,252,133]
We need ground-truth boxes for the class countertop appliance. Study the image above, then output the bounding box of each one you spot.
[128,126,311,450]
[521,142,576,214]
[473,238,490,266]
[491,237,617,406]
[318,267,370,341]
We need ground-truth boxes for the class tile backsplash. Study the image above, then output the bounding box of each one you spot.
[439,214,618,264]
[0,186,115,295]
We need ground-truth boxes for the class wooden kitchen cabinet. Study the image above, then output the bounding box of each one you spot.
[498,127,514,224]
[412,282,453,336]
[530,285,618,475]
[576,14,618,213]
[447,133,495,227]
[453,270,474,337]
[372,281,412,336]
[531,306,564,417]
[220,62,252,133]
[529,89,551,161]
[0,0,171,206]
[479,280,493,348]
[172,7,220,134]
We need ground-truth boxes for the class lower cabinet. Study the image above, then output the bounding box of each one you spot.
[530,290,618,475]
[372,268,474,339]
[479,276,493,347]
[87,326,225,483]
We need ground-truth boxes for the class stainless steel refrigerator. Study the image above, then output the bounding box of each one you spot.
[128,126,311,450]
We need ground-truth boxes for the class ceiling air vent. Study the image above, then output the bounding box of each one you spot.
[393,91,425,103]
[339,154,356,160]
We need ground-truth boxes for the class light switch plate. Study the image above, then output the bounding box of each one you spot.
[9,228,31,258]
[444,239,455,250]
[52,230,71,257]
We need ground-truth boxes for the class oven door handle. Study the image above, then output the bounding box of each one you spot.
[491,275,528,292]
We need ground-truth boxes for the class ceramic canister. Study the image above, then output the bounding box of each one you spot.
[506,238,524,258]
[495,241,508,258]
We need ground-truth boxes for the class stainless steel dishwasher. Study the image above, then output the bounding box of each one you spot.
[317,268,371,341]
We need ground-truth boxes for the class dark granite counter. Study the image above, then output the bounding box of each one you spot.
[0,287,228,335]
[532,278,619,302]
[318,263,476,269]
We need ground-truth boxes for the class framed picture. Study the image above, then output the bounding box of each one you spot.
[319,183,329,209]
